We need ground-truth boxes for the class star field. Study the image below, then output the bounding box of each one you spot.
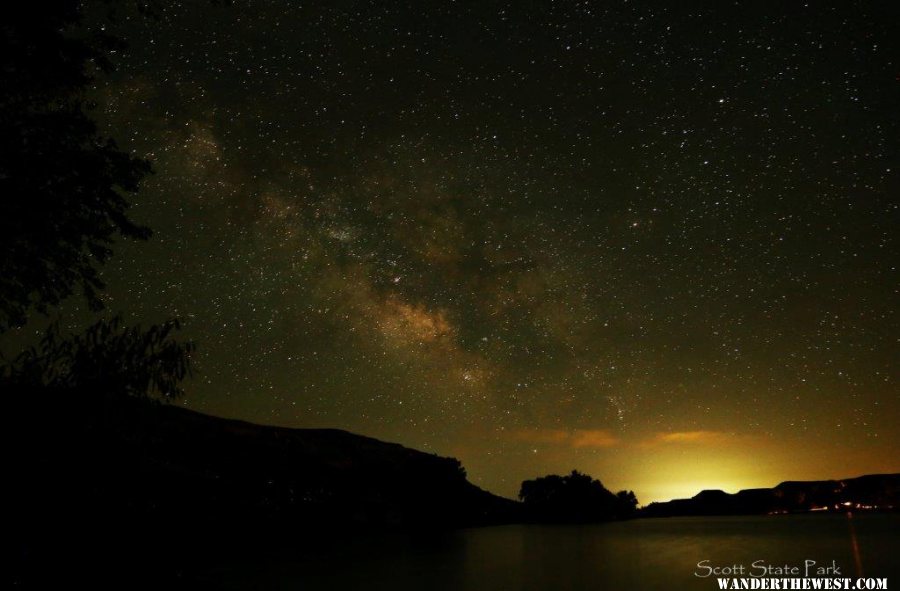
[49,0,900,501]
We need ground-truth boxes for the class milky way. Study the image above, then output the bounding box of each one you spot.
[36,1,899,501]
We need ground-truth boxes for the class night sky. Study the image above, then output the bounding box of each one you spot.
[42,1,900,502]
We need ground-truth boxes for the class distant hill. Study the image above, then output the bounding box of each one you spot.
[641,474,900,517]
[9,393,520,544]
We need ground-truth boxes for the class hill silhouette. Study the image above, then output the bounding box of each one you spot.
[641,474,900,517]
[9,392,518,533]
[7,391,519,587]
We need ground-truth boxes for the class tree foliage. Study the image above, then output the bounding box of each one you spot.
[616,489,639,513]
[2,316,195,400]
[0,2,195,401]
[0,2,152,330]
[519,470,638,522]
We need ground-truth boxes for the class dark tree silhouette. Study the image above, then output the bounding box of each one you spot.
[0,2,152,331]
[519,470,639,522]
[616,489,639,515]
[2,316,194,400]
[0,1,194,401]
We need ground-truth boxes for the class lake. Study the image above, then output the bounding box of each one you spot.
[201,514,899,590]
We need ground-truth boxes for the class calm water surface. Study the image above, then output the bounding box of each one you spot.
[204,514,899,590]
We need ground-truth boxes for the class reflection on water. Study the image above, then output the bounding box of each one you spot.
[204,514,900,590]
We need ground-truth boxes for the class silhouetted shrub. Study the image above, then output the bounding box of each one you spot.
[2,315,194,400]
[519,470,638,522]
